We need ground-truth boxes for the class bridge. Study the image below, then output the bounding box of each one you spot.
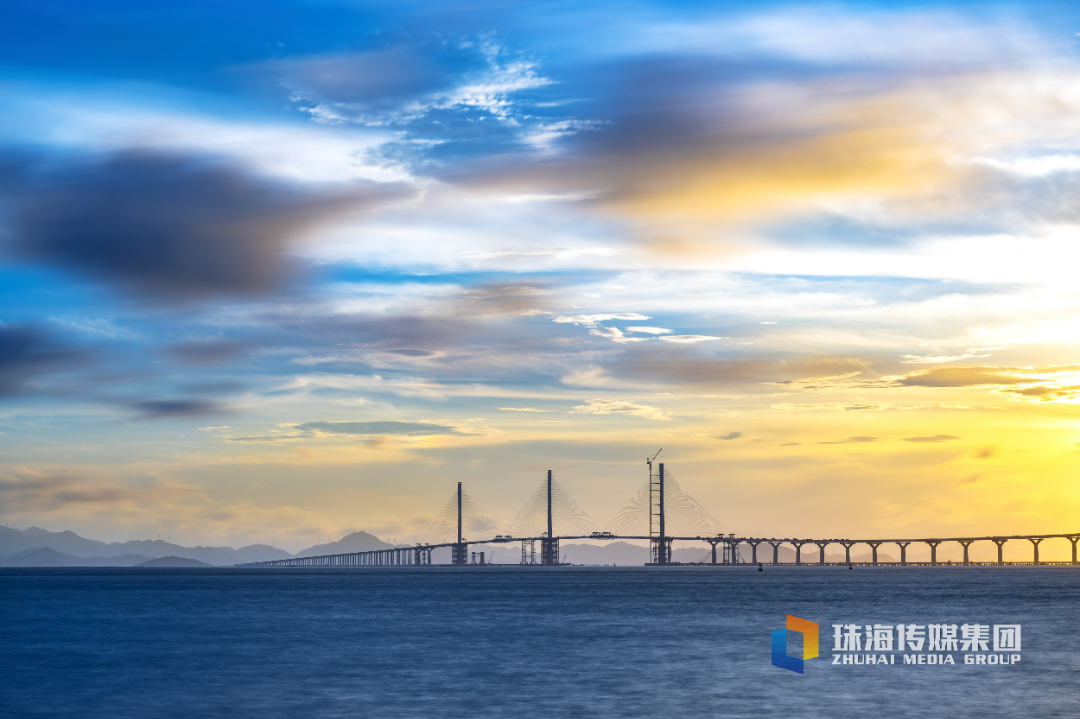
[239,462,1080,568]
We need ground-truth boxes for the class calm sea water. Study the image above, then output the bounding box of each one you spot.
[1,566,1077,719]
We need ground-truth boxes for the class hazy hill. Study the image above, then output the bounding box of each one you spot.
[137,556,213,568]
[0,547,152,567]
[294,531,397,557]
[0,526,392,566]
[0,526,293,565]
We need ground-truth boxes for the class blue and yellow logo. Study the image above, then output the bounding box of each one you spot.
[771,615,819,673]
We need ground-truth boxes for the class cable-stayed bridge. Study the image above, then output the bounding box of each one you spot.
[240,462,1080,568]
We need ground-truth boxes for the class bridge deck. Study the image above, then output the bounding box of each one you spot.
[237,532,1080,567]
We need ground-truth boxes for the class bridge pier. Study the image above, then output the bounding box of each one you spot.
[791,540,808,565]
[926,540,941,566]
[541,535,560,565]
[992,538,1007,565]
[1029,537,1043,565]
[723,538,741,565]
[896,541,910,566]
[959,540,974,565]
[840,541,854,565]
[867,541,882,566]
[768,541,782,565]
[452,543,468,566]
[1069,535,1079,565]
[708,539,721,565]
[814,541,829,565]
[747,540,761,565]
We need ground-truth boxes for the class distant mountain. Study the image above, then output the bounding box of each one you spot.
[137,556,213,568]
[0,526,292,566]
[234,544,293,564]
[0,547,152,567]
[294,531,396,557]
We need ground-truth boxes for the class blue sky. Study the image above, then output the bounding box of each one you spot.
[3,1,1080,556]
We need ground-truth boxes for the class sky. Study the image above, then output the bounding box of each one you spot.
[2,0,1080,558]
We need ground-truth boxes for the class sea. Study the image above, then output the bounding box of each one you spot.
[1,566,1077,719]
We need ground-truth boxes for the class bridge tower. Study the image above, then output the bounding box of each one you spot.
[649,456,671,565]
[451,481,468,565]
[540,469,560,565]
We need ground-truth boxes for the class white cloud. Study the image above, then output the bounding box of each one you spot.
[464,246,615,260]
[589,327,648,343]
[971,154,1080,178]
[561,367,613,387]
[625,326,673,334]
[5,93,401,184]
[658,335,726,343]
[901,347,1005,364]
[569,398,672,421]
[551,313,651,326]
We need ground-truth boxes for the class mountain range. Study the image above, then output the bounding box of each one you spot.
[0,526,398,567]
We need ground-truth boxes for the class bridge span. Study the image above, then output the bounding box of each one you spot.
[238,464,1080,568]
[238,531,1080,568]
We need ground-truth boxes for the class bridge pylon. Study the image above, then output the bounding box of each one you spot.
[452,481,468,565]
[540,469,560,565]
[649,460,669,564]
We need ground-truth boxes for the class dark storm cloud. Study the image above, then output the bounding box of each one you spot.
[4,150,411,300]
[0,324,84,394]
[129,399,228,419]
[296,421,459,435]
